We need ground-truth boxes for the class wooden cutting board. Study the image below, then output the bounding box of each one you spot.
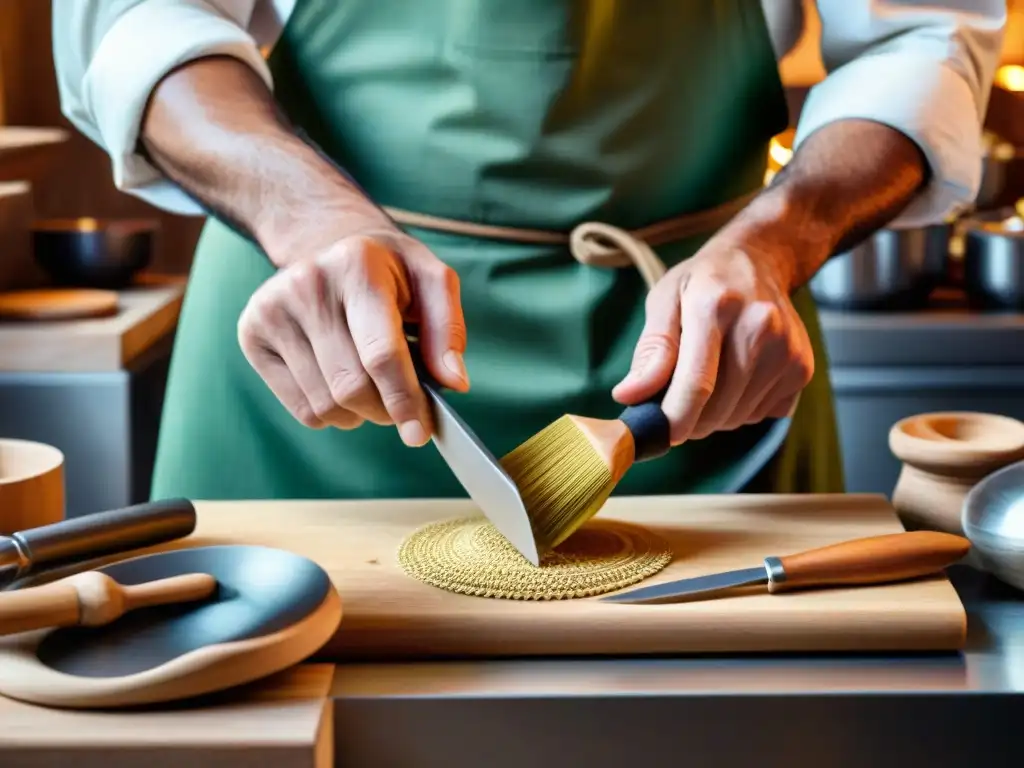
[159,494,966,658]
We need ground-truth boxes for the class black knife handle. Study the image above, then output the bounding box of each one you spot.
[10,498,197,572]
[404,326,444,391]
[618,388,671,463]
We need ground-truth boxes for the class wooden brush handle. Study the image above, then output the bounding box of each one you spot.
[0,571,217,636]
[618,388,670,463]
[768,531,971,593]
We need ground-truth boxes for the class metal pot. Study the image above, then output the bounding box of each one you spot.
[809,224,950,311]
[977,132,1018,210]
[962,206,1024,311]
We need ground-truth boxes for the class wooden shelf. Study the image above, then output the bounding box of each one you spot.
[0,275,187,372]
[0,126,69,183]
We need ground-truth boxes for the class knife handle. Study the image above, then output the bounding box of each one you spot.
[768,531,970,593]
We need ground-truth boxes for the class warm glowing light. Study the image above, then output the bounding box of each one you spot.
[996,65,1024,93]
[76,217,99,232]
[764,130,795,186]
[768,142,793,169]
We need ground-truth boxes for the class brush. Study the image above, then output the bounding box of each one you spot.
[499,396,670,553]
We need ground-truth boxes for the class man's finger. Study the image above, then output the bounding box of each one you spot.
[304,312,392,426]
[279,260,392,426]
[410,253,469,392]
[612,281,680,404]
[344,275,432,447]
[702,303,789,433]
[661,303,723,445]
[240,340,325,430]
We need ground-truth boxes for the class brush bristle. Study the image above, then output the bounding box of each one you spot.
[500,415,615,552]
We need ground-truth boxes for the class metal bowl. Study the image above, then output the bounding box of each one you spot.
[809,224,950,311]
[962,459,1024,591]
[976,132,1018,210]
[961,206,1024,311]
[32,217,157,290]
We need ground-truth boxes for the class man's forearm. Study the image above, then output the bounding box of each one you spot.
[140,56,391,265]
[728,119,928,291]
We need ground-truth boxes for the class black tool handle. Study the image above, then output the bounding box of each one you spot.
[404,326,444,392]
[618,388,671,463]
[10,499,197,572]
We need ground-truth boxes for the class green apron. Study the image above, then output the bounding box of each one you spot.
[151,0,844,501]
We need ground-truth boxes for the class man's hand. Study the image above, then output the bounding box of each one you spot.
[612,119,928,445]
[139,57,469,447]
[612,234,813,445]
[237,228,468,446]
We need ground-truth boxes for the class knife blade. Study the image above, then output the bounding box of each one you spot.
[600,530,971,605]
[407,336,540,566]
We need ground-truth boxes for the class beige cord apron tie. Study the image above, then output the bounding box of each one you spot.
[387,190,800,422]
[384,190,757,291]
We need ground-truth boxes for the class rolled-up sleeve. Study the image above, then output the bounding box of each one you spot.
[794,1,1006,227]
[52,0,273,214]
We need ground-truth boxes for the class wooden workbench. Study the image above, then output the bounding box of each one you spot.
[0,664,334,768]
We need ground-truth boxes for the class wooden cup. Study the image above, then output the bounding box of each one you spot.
[0,438,64,534]
[890,412,1024,543]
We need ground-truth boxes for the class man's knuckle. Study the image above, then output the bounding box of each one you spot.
[688,377,717,402]
[360,335,401,375]
[444,321,468,351]
[329,369,375,406]
[792,354,815,385]
[636,332,677,356]
[746,302,783,337]
[380,387,418,419]
[248,291,288,329]
[291,403,322,429]
[309,396,339,422]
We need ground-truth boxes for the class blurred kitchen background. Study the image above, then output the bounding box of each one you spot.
[2,1,1024,517]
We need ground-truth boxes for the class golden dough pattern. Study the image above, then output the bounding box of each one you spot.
[398,516,673,600]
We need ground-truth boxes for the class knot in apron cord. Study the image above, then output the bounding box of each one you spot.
[569,221,666,290]
[383,189,757,290]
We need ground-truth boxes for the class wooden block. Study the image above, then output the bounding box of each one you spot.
[0,275,186,372]
[0,663,335,768]
[0,180,43,292]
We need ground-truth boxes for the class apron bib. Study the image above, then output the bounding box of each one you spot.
[151,0,844,501]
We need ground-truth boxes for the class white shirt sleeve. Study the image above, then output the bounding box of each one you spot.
[52,0,291,215]
[795,1,1007,227]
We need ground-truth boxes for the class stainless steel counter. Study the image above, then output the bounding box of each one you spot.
[819,300,1024,496]
[330,566,1024,767]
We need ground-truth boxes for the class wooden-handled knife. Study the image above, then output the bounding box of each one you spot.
[600,531,971,604]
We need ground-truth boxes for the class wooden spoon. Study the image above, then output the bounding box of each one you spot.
[0,571,217,636]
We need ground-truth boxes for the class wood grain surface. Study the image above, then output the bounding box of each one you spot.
[0,663,335,768]
[154,494,966,657]
[0,275,185,371]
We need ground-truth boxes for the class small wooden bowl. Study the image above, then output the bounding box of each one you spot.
[32,218,157,290]
[889,412,1024,539]
[0,439,65,535]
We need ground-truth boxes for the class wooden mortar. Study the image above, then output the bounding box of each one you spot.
[890,412,1024,547]
[0,438,64,534]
